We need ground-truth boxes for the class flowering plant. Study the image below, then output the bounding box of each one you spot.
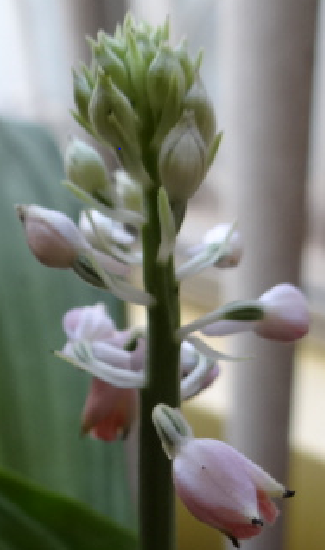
[17,14,309,550]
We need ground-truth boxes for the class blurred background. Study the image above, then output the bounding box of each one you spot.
[1,0,324,549]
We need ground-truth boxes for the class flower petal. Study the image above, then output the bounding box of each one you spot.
[63,303,115,341]
[82,377,137,441]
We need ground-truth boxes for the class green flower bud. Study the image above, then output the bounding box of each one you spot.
[147,46,186,117]
[114,170,143,214]
[183,76,216,146]
[89,70,140,146]
[158,110,207,202]
[174,38,195,91]
[72,68,92,122]
[64,137,109,195]
[91,40,130,96]
[97,30,127,61]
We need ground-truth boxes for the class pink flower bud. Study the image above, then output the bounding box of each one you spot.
[202,284,309,342]
[173,437,292,547]
[17,204,88,268]
[81,377,137,441]
[255,283,309,341]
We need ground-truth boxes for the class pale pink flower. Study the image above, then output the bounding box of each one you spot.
[62,303,139,441]
[17,205,87,268]
[173,437,292,547]
[202,283,309,342]
[16,204,129,277]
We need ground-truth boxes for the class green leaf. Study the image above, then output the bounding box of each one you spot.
[0,118,133,526]
[0,467,138,550]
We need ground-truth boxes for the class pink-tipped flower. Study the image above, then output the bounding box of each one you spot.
[81,378,137,441]
[152,404,294,548]
[202,283,309,342]
[173,438,293,547]
[61,303,141,441]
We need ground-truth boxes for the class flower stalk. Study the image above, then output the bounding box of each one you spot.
[140,182,180,550]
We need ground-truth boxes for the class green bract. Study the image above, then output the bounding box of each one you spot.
[72,12,219,223]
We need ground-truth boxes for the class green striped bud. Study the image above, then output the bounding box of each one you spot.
[158,110,207,202]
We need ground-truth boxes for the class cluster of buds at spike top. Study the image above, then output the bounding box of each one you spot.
[72,13,221,224]
[56,304,220,441]
[152,404,295,548]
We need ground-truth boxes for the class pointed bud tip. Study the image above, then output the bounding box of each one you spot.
[283,489,295,498]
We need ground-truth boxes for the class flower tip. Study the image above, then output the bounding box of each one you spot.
[251,518,264,526]
[228,535,240,548]
[283,489,295,499]
[15,204,26,223]
[79,421,90,438]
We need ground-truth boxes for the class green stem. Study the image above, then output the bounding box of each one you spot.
[139,184,180,550]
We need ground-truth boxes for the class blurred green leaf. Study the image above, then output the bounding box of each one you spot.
[0,118,134,526]
[0,466,137,550]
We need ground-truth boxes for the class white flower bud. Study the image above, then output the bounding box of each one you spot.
[158,110,207,202]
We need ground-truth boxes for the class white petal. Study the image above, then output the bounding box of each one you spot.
[55,344,145,389]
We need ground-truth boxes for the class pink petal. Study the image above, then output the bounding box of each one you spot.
[63,304,115,341]
[81,378,137,441]
[256,284,309,341]
[257,489,279,524]
[173,439,259,527]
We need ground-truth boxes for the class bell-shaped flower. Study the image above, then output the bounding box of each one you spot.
[196,284,309,342]
[81,377,137,441]
[59,303,143,441]
[152,404,294,548]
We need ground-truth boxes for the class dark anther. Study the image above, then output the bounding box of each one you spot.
[283,489,295,498]
[228,535,240,548]
[252,518,263,526]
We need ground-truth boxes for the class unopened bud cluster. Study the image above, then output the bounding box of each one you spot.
[72,13,221,216]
